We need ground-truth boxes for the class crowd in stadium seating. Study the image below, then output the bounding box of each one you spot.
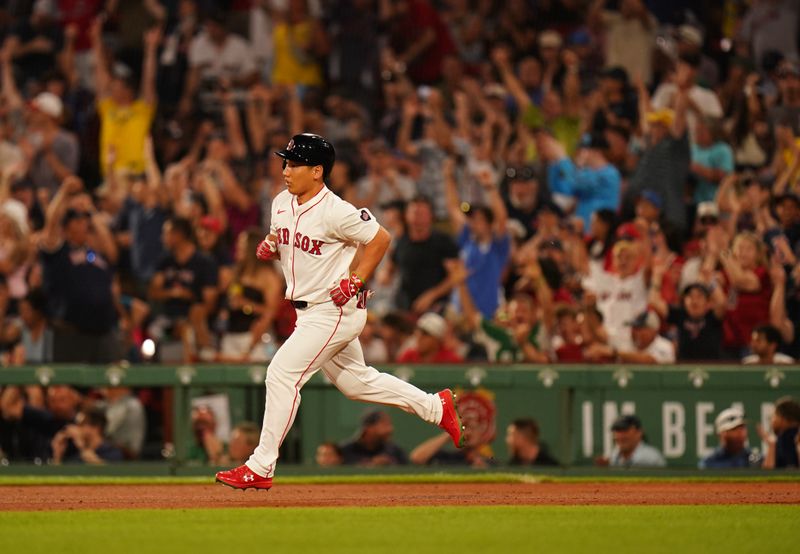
[1,0,800,465]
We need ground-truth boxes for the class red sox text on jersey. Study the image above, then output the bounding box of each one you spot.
[274,228,324,256]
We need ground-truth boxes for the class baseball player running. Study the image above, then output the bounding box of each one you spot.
[215,133,465,490]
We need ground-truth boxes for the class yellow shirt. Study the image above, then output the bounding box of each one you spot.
[97,98,156,175]
[781,138,800,183]
[271,21,323,87]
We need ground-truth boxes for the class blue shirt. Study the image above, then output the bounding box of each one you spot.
[548,158,621,231]
[699,447,759,469]
[691,141,734,204]
[456,226,511,319]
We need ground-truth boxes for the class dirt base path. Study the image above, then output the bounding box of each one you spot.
[2,482,800,511]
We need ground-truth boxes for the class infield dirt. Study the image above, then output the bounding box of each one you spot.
[2,482,799,511]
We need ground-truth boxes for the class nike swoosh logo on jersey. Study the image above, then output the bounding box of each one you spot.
[277,209,286,214]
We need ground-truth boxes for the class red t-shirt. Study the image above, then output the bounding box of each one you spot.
[555,342,584,362]
[59,0,103,51]
[397,347,463,363]
[394,0,455,84]
[722,266,772,349]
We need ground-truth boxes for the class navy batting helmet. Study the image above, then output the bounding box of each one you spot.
[275,133,336,180]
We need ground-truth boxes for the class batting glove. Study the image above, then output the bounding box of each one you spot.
[330,273,364,306]
[256,235,279,261]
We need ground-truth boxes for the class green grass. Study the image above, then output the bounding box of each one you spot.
[0,506,796,554]
[1,472,800,486]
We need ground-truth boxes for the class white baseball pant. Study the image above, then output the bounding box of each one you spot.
[245,300,443,477]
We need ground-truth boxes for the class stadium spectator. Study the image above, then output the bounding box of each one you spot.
[582,239,648,351]
[91,17,159,175]
[443,158,510,319]
[742,325,795,364]
[0,385,81,461]
[8,288,53,365]
[588,0,657,85]
[0,50,80,198]
[200,420,262,466]
[409,428,491,468]
[396,312,463,363]
[39,176,120,363]
[51,406,123,464]
[147,216,218,362]
[596,414,666,468]
[187,404,220,464]
[720,232,772,357]
[758,396,800,469]
[700,407,761,469]
[271,0,328,88]
[455,261,550,363]
[690,117,734,205]
[217,228,282,362]
[98,387,145,459]
[386,196,459,313]
[652,53,724,139]
[505,418,559,466]
[546,132,621,232]
[624,63,691,233]
[586,310,675,364]
[339,410,408,466]
[315,441,343,467]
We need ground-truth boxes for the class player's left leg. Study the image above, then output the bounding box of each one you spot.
[322,338,465,447]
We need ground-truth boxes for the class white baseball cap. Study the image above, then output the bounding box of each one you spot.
[697,201,719,219]
[677,25,703,47]
[30,92,63,119]
[715,408,745,433]
[539,30,563,49]
[416,312,447,340]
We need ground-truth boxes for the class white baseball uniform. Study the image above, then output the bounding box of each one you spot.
[245,185,444,478]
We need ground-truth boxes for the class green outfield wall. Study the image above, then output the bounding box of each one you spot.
[1,363,797,467]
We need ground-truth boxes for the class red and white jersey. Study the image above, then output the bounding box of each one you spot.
[582,260,648,349]
[269,186,379,304]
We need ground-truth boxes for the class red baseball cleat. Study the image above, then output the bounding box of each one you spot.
[437,389,465,448]
[215,465,273,491]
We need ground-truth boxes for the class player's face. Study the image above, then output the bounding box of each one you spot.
[283,160,322,197]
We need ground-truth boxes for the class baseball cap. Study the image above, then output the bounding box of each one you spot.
[677,25,703,47]
[416,312,447,340]
[628,310,660,330]
[275,133,336,178]
[615,222,643,241]
[681,282,711,298]
[638,189,663,210]
[199,215,223,234]
[696,201,719,220]
[715,408,745,433]
[539,30,562,49]
[30,92,63,119]
[483,83,508,99]
[611,414,642,431]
